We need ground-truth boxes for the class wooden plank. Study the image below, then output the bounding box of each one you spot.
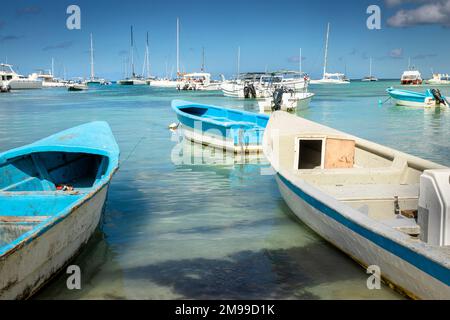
[325,138,355,169]
[0,216,51,223]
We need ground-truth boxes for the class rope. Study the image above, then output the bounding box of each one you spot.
[122,136,146,165]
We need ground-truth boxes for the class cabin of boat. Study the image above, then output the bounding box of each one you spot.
[401,70,423,85]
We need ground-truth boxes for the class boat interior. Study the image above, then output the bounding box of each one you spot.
[0,151,109,249]
[275,133,425,237]
[177,104,268,129]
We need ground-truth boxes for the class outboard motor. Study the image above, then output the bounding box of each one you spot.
[431,88,447,106]
[243,85,250,99]
[272,88,284,111]
[249,84,257,99]
[418,170,450,246]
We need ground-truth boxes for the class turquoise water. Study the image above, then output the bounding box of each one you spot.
[1,82,449,299]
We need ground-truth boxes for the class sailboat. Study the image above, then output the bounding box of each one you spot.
[310,23,350,85]
[85,34,107,86]
[142,32,155,84]
[118,26,147,86]
[362,57,378,82]
[150,18,182,88]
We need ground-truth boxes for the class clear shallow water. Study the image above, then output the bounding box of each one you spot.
[1,81,449,300]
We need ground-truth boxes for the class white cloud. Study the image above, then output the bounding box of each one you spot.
[387,0,450,27]
[389,48,404,58]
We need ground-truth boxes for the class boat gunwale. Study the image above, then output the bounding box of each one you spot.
[171,100,269,130]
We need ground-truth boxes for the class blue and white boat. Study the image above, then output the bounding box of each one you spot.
[386,87,449,108]
[264,111,450,299]
[172,100,269,153]
[0,122,119,299]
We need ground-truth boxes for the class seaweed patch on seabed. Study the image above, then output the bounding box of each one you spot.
[120,242,381,300]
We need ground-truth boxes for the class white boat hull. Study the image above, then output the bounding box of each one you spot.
[149,80,180,88]
[0,186,109,299]
[9,80,42,90]
[181,124,263,154]
[42,82,66,88]
[276,174,449,299]
[310,79,350,85]
[258,92,314,112]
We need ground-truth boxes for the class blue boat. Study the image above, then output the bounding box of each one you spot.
[386,87,449,108]
[0,122,119,299]
[172,100,269,153]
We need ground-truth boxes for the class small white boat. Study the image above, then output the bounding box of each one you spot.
[387,87,449,108]
[0,64,43,90]
[263,111,450,299]
[177,73,221,91]
[258,89,315,112]
[149,78,180,88]
[426,73,450,86]
[311,23,350,85]
[68,83,88,91]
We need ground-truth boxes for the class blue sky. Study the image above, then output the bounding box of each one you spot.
[1,0,450,80]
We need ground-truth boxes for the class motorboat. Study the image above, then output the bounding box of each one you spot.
[0,64,42,90]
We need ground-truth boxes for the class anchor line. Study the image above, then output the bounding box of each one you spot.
[123,136,146,165]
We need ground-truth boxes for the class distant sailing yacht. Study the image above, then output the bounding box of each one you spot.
[85,34,107,86]
[362,57,378,82]
[150,18,182,88]
[310,23,350,84]
[118,26,147,85]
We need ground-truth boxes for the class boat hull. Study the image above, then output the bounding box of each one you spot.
[0,185,109,299]
[276,174,450,299]
[9,80,42,90]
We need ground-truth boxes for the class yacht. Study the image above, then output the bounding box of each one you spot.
[361,57,378,82]
[85,34,108,86]
[150,18,182,88]
[118,26,147,86]
[311,23,350,84]
[0,64,43,89]
[401,70,423,85]
[426,73,450,85]
[29,71,66,88]
[177,72,221,91]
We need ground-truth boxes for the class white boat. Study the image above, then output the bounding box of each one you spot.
[0,64,42,90]
[85,33,108,86]
[258,90,315,112]
[118,26,147,86]
[177,72,221,91]
[263,111,450,299]
[362,58,378,82]
[29,71,66,88]
[401,70,423,86]
[68,83,89,91]
[426,73,450,86]
[311,23,350,85]
[222,72,308,98]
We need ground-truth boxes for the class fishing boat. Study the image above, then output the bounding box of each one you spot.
[68,83,89,91]
[0,122,120,299]
[401,70,423,86]
[263,111,450,299]
[258,89,315,112]
[386,87,448,108]
[426,73,450,86]
[311,23,350,85]
[172,100,268,153]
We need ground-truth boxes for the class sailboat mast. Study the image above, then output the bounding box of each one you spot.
[369,57,372,77]
[131,26,135,77]
[237,46,241,77]
[90,33,95,80]
[176,18,180,77]
[146,32,150,78]
[299,48,302,73]
[323,23,330,78]
[51,58,54,77]
[201,47,205,72]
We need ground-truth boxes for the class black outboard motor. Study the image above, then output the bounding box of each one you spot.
[431,88,447,106]
[249,84,257,99]
[272,88,284,111]
[243,85,250,99]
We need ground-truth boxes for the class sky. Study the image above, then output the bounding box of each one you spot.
[1,0,449,80]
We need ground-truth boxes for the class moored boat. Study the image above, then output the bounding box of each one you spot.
[386,87,448,108]
[401,70,423,86]
[172,100,268,153]
[258,89,315,112]
[263,111,450,299]
[68,83,89,91]
[0,122,120,299]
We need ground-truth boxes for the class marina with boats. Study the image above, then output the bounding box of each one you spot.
[1,1,450,302]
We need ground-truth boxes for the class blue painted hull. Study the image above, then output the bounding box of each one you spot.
[0,122,120,299]
[172,100,269,152]
[386,88,446,107]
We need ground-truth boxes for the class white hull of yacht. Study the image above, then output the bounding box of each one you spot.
[149,80,180,88]
[9,80,43,90]
[258,92,314,112]
[310,79,350,85]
